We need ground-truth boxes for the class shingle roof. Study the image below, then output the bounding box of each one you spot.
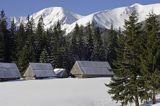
[76,61,114,75]
[29,63,56,78]
[0,63,21,79]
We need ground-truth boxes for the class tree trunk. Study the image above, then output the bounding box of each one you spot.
[135,95,139,106]
[152,90,156,104]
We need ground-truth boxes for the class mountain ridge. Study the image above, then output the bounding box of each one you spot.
[12,3,160,34]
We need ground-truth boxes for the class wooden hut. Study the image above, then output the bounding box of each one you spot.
[0,63,21,81]
[70,61,114,78]
[24,63,56,80]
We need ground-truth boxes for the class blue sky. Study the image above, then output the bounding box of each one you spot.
[0,0,160,17]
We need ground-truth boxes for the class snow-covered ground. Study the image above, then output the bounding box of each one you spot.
[153,103,160,106]
[0,78,119,106]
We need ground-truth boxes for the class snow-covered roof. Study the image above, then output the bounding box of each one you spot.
[29,63,56,78]
[54,68,68,78]
[54,68,65,74]
[0,63,21,79]
[76,61,113,75]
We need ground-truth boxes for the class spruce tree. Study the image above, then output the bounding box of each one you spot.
[70,23,79,61]
[140,12,160,104]
[0,10,13,62]
[17,45,29,73]
[9,19,16,61]
[40,48,50,63]
[17,16,36,72]
[77,26,85,60]
[107,12,143,106]
[49,28,56,66]
[15,23,25,55]
[61,40,73,71]
[91,27,106,61]
[107,24,118,68]
[35,16,45,62]
[85,23,94,60]
[50,22,65,68]
[25,16,36,62]
[0,10,5,62]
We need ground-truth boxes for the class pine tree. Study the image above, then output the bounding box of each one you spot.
[91,27,106,61]
[49,28,56,66]
[61,40,73,71]
[35,16,45,62]
[77,26,85,60]
[17,15,36,72]
[85,23,94,60]
[0,10,13,62]
[26,15,35,35]
[140,12,160,104]
[107,12,143,106]
[25,16,36,62]
[40,48,50,63]
[9,19,16,61]
[0,10,5,62]
[50,22,65,68]
[70,23,79,61]
[17,45,29,73]
[15,23,25,55]
[107,24,118,68]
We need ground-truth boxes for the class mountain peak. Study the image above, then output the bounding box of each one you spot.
[32,6,65,19]
[48,6,64,10]
[42,6,65,14]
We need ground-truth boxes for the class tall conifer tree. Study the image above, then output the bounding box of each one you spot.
[35,16,45,62]
[107,12,143,106]
[40,48,50,63]
[91,27,106,61]
[0,10,6,62]
[9,19,16,61]
[85,23,94,60]
[107,24,118,68]
[70,23,79,60]
[25,16,36,62]
[140,12,160,104]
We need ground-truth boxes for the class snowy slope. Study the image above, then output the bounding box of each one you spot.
[12,3,160,34]
[12,7,83,30]
[0,78,119,106]
[66,3,160,34]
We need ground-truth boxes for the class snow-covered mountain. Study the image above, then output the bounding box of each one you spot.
[12,7,83,31]
[12,3,160,34]
[66,3,160,34]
